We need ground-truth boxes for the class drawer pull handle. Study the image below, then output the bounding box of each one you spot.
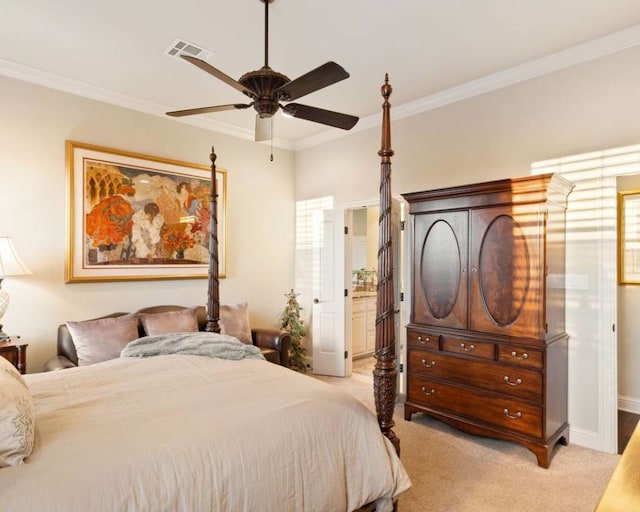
[503,376,523,386]
[510,351,529,360]
[460,342,475,352]
[417,336,430,344]
[421,386,435,396]
[421,359,436,368]
[503,408,522,420]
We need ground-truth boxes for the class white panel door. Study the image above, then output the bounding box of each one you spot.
[312,208,350,377]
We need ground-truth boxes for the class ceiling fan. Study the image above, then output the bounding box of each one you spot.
[166,0,359,142]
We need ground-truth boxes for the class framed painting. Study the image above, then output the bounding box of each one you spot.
[618,190,640,284]
[65,140,226,283]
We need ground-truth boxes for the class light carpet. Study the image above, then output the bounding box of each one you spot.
[315,373,619,512]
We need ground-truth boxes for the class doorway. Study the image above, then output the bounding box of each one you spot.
[616,174,640,453]
[350,206,379,366]
[294,198,405,383]
[532,144,640,453]
[345,201,405,394]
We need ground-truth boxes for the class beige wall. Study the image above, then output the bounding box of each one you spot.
[0,76,295,373]
[295,45,640,450]
[296,45,640,202]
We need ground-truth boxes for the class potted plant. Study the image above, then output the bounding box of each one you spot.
[279,289,307,373]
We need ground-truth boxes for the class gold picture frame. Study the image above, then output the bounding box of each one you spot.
[618,190,640,284]
[65,140,226,283]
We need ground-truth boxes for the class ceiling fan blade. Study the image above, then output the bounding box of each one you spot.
[166,103,251,117]
[255,115,271,142]
[282,103,359,130]
[180,55,257,97]
[275,62,350,101]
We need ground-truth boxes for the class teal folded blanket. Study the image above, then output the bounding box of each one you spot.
[121,332,265,361]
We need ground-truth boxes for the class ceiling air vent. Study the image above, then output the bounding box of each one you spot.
[164,39,213,61]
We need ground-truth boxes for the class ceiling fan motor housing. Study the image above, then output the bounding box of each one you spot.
[239,67,290,118]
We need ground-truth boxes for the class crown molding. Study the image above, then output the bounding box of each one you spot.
[0,59,294,151]
[293,24,640,151]
[2,24,640,153]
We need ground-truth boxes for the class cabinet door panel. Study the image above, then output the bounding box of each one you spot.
[365,296,377,353]
[352,309,366,356]
[413,211,468,328]
[470,205,543,338]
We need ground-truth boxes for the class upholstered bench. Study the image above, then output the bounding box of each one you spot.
[44,305,291,371]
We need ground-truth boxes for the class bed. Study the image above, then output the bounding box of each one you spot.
[0,77,408,511]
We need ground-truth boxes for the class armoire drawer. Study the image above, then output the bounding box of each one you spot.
[407,329,439,349]
[407,376,543,438]
[407,349,542,402]
[497,345,544,369]
[441,335,495,360]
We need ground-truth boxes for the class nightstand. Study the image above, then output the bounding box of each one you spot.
[0,338,28,374]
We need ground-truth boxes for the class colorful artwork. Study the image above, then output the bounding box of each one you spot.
[66,141,226,282]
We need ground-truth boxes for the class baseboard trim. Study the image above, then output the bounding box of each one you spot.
[568,425,610,452]
[618,395,640,414]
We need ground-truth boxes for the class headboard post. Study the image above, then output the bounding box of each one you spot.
[205,146,221,333]
[374,74,399,455]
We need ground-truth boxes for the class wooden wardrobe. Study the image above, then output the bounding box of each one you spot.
[402,173,574,468]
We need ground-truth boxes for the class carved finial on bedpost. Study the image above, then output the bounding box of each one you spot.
[374,75,399,455]
[379,73,393,162]
[206,146,221,333]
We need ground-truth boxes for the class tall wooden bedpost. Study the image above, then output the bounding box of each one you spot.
[374,74,399,455]
[205,146,221,333]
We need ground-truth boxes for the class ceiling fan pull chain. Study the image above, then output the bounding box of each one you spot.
[270,117,274,162]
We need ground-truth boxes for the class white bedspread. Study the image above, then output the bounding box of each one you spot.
[0,356,410,511]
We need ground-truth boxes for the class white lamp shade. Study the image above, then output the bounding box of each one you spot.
[0,237,32,277]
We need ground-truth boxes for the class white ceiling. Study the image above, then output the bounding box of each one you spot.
[3,1,640,150]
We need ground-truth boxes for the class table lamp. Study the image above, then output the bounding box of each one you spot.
[0,237,33,340]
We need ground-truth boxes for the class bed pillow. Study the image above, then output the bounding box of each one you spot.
[0,357,35,467]
[140,307,199,336]
[66,312,140,366]
[219,302,252,344]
